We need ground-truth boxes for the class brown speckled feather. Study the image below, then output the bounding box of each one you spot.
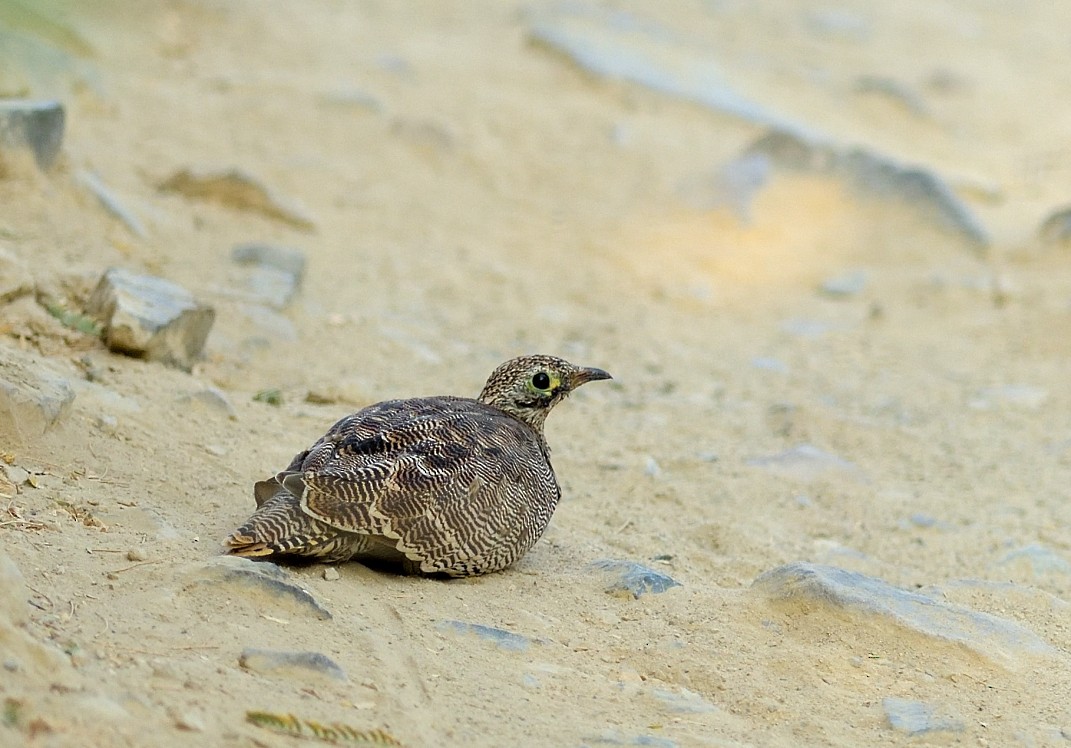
[223,355,611,577]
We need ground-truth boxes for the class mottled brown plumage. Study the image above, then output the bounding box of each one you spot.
[223,355,611,577]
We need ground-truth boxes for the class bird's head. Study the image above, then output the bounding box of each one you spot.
[478,354,612,430]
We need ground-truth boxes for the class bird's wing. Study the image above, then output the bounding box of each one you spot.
[282,400,551,568]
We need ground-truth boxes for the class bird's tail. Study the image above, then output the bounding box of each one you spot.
[222,492,342,559]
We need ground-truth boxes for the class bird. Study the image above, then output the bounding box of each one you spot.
[223,354,612,577]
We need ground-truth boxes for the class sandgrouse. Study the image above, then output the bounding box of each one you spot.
[223,355,611,577]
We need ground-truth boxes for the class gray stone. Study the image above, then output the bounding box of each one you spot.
[1038,205,1071,247]
[230,243,306,308]
[969,384,1048,411]
[0,343,75,441]
[590,559,681,599]
[0,246,33,302]
[437,621,535,651]
[819,271,868,298]
[238,648,347,682]
[998,544,1071,577]
[178,387,237,420]
[882,697,964,735]
[746,444,863,483]
[0,99,64,170]
[85,267,215,372]
[528,6,806,134]
[651,686,718,714]
[742,129,990,251]
[185,556,331,621]
[159,168,315,231]
[753,563,1057,668]
[75,171,148,238]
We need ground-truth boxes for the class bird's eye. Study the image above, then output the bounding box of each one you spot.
[531,371,552,390]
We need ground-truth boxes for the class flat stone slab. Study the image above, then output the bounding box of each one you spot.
[589,559,681,599]
[238,648,347,682]
[753,563,1057,669]
[437,620,536,652]
[185,556,331,621]
[85,267,215,372]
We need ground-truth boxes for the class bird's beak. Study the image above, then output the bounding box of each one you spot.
[569,366,613,388]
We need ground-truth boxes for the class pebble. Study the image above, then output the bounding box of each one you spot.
[179,386,238,420]
[185,556,332,621]
[437,620,535,652]
[230,242,306,309]
[159,168,315,231]
[818,270,869,298]
[0,99,65,170]
[589,559,681,599]
[882,697,964,735]
[969,384,1048,411]
[84,267,216,372]
[753,562,1057,668]
[322,567,340,582]
[0,343,76,441]
[239,648,348,682]
[125,548,147,562]
[746,444,863,483]
[651,686,718,714]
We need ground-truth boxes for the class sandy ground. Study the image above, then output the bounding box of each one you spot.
[2,1,1071,746]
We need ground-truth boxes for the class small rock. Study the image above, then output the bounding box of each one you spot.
[184,556,332,621]
[172,710,206,732]
[179,387,238,420]
[159,168,315,231]
[590,559,681,599]
[322,567,340,582]
[998,544,1071,577]
[753,563,1056,669]
[528,6,803,132]
[819,271,868,298]
[76,171,148,238]
[0,343,76,441]
[746,444,863,483]
[750,357,789,374]
[742,129,990,251]
[437,621,535,651]
[0,99,65,170]
[125,548,147,563]
[1038,205,1071,247]
[651,686,718,714]
[969,384,1048,411]
[239,648,347,682]
[230,242,306,309]
[643,456,662,478]
[84,267,215,372]
[882,697,964,735]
